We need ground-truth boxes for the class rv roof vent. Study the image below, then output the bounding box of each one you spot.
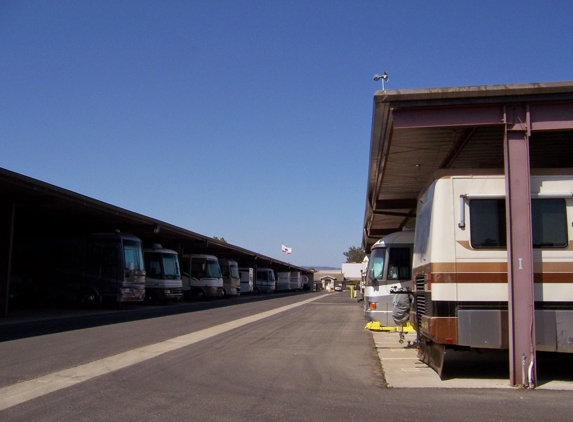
[152,243,163,249]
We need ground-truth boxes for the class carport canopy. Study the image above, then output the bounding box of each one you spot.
[363,81,573,250]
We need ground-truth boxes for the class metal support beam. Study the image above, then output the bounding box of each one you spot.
[0,202,15,318]
[392,105,504,129]
[503,104,536,387]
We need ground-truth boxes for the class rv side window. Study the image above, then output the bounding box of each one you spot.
[470,199,568,249]
[387,247,411,280]
[532,199,568,248]
[470,200,506,248]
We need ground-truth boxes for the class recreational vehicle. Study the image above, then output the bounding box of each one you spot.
[218,258,240,297]
[276,271,290,291]
[255,268,276,293]
[289,271,302,290]
[364,229,414,326]
[143,244,182,304]
[239,267,254,294]
[412,170,573,373]
[180,254,224,300]
[14,232,146,306]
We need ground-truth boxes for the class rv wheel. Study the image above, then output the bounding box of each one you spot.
[193,289,205,301]
[77,289,98,308]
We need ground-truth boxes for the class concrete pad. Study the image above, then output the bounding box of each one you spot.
[371,330,573,390]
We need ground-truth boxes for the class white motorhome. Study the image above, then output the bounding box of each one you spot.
[276,271,290,291]
[239,267,254,294]
[255,268,276,293]
[180,254,224,300]
[143,244,183,304]
[412,169,573,372]
[364,229,414,326]
[218,258,240,297]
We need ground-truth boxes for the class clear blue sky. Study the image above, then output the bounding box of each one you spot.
[1,1,572,267]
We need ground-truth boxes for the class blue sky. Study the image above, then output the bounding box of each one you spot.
[1,1,572,267]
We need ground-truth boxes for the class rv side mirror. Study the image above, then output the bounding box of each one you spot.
[368,269,376,284]
[128,262,135,271]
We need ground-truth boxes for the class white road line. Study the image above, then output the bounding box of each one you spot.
[0,295,324,411]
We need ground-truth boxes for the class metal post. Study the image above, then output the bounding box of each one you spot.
[503,104,536,387]
[0,202,15,318]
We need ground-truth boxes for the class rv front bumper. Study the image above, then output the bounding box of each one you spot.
[119,286,145,302]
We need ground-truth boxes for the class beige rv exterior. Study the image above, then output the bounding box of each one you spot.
[413,169,573,354]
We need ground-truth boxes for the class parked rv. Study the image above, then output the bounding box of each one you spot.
[301,275,311,290]
[239,267,254,294]
[412,170,573,374]
[13,232,146,306]
[276,271,290,291]
[218,258,240,297]
[254,268,276,293]
[363,229,414,326]
[289,271,302,291]
[180,254,224,300]
[143,244,182,304]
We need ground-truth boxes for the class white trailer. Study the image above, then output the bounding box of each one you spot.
[342,263,362,280]
[239,267,254,294]
[143,244,182,304]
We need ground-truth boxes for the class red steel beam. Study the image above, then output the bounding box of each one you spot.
[504,104,537,387]
[392,105,504,129]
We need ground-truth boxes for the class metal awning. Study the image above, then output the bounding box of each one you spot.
[362,81,573,250]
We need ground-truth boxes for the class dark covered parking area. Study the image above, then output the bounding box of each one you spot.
[0,167,311,316]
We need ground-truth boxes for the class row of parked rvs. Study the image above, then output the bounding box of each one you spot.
[9,233,309,307]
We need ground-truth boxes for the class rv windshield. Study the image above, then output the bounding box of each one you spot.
[205,260,222,278]
[229,263,239,279]
[162,253,180,278]
[368,248,386,282]
[123,240,144,271]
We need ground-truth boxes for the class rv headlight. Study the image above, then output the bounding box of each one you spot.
[121,288,132,294]
[164,289,171,294]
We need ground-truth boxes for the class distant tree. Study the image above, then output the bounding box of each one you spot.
[343,246,365,263]
[213,236,227,243]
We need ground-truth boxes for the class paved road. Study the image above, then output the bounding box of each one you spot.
[1,292,572,421]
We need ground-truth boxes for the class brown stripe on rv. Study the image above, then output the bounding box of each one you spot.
[414,261,573,283]
[457,240,573,250]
